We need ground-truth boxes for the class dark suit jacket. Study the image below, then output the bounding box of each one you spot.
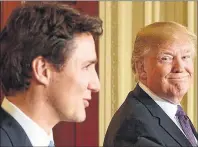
[103,84,198,147]
[0,107,32,146]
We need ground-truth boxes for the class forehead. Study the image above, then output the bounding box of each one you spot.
[149,38,194,55]
[69,33,96,60]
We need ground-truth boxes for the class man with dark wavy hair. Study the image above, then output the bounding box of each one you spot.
[0,3,103,146]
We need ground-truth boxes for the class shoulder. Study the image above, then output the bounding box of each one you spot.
[0,110,32,146]
[0,107,17,129]
[0,127,13,146]
[0,108,15,146]
[104,91,155,143]
[113,89,151,122]
[115,91,158,134]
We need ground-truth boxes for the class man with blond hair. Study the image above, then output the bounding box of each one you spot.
[103,22,197,147]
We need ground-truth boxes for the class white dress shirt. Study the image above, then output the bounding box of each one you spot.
[139,82,197,144]
[1,98,54,147]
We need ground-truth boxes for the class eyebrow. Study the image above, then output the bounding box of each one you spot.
[183,50,192,53]
[158,51,174,56]
[84,59,98,65]
[160,49,192,54]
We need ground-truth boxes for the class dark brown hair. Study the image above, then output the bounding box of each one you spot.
[0,3,103,95]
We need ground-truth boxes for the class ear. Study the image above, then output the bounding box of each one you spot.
[31,56,51,86]
[135,60,147,81]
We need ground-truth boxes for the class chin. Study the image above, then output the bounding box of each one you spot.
[75,114,86,122]
[168,93,186,104]
[61,110,86,122]
[73,110,87,122]
[169,98,181,104]
[63,115,86,122]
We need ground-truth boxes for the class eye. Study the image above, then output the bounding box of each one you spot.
[182,55,191,60]
[84,64,91,70]
[83,63,94,70]
[160,55,173,63]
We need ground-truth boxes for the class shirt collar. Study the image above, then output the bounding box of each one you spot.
[1,98,54,146]
[138,82,178,119]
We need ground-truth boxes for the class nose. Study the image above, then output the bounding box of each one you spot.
[88,70,100,93]
[172,57,185,73]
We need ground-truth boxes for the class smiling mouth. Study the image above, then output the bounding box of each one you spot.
[168,75,189,79]
[83,99,90,108]
[168,76,189,81]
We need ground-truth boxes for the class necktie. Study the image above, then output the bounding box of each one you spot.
[176,105,197,146]
[48,140,55,147]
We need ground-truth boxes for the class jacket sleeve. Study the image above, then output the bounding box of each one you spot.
[114,137,163,147]
[0,128,13,146]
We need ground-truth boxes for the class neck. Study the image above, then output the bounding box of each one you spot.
[7,90,59,135]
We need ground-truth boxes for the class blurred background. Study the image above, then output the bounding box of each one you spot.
[0,1,197,147]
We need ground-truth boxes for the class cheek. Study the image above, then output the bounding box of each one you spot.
[78,70,90,84]
[77,78,88,92]
[149,65,170,79]
[187,65,194,83]
[67,76,87,96]
[184,59,193,71]
[187,64,194,75]
[65,73,89,99]
[157,64,172,77]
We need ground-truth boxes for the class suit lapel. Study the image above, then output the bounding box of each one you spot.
[133,85,192,146]
[189,119,198,140]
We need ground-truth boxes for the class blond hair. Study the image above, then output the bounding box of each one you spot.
[132,21,197,80]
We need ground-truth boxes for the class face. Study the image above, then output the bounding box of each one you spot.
[142,39,194,104]
[47,33,100,122]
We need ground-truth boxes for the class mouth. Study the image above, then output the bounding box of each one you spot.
[83,98,91,108]
[168,76,189,81]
